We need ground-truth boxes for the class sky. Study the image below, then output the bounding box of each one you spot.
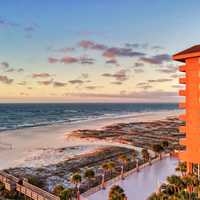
[0,0,199,103]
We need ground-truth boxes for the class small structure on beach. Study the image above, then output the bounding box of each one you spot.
[173,45,200,175]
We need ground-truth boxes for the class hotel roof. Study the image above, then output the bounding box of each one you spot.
[173,45,200,62]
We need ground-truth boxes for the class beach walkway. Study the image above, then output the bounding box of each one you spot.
[85,156,178,200]
[0,171,60,200]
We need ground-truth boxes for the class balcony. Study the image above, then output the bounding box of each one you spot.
[179,114,186,121]
[180,138,187,146]
[179,102,186,109]
[179,65,186,72]
[179,90,186,96]
[179,126,186,133]
[179,77,186,84]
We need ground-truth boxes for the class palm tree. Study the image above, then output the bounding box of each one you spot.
[177,190,197,200]
[108,185,127,200]
[101,163,109,189]
[141,148,151,164]
[52,184,64,196]
[148,192,168,200]
[107,161,116,177]
[118,155,128,180]
[167,175,184,193]
[84,168,95,189]
[161,183,176,196]
[102,162,109,174]
[71,173,82,200]
[176,162,187,177]
[182,174,199,199]
[60,188,74,200]
[131,149,137,161]
[152,144,164,159]
[161,140,169,149]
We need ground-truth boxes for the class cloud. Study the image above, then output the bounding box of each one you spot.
[80,73,89,79]
[133,62,144,67]
[105,59,120,66]
[79,40,94,49]
[37,79,67,87]
[0,17,39,38]
[79,40,145,58]
[102,69,129,81]
[20,92,29,96]
[48,56,95,65]
[78,40,107,50]
[152,45,165,51]
[38,79,53,86]
[24,24,39,36]
[24,26,35,32]
[134,69,144,73]
[48,57,59,64]
[69,79,84,84]
[106,59,117,64]
[3,65,24,73]
[32,73,51,78]
[0,62,9,68]
[140,85,152,90]
[102,73,112,77]
[0,18,19,28]
[125,43,148,49]
[148,78,172,83]
[157,68,177,74]
[80,57,95,65]
[171,74,182,78]
[54,47,75,53]
[113,70,129,81]
[110,81,123,85]
[24,34,32,39]
[0,19,6,26]
[0,75,14,84]
[125,43,164,51]
[17,68,24,72]
[5,68,15,73]
[18,81,27,86]
[140,54,171,65]
[53,81,67,87]
[85,86,102,90]
[172,85,183,89]
[136,82,152,90]
[60,56,79,64]
[103,47,145,58]
[156,65,177,74]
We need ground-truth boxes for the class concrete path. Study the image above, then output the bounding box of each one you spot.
[87,156,178,200]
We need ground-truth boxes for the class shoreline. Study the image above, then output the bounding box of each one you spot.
[0,109,180,170]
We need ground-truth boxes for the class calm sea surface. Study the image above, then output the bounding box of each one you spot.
[0,103,178,132]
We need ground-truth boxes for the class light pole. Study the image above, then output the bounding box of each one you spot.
[101,173,105,189]
[136,159,139,172]
[120,165,124,180]
[77,183,80,200]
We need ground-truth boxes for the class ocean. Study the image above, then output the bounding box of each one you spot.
[0,103,178,132]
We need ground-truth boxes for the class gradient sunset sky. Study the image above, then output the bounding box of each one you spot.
[0,0,199,103]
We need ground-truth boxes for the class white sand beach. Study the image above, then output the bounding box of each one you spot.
[0,110,180,170]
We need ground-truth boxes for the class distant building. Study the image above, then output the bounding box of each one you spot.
[173,45,200,175]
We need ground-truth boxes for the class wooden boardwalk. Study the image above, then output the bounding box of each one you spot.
[0,171,60,200]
